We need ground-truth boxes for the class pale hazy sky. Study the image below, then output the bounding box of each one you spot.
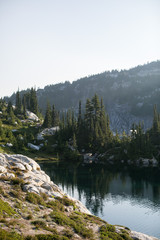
[0,0,160,97]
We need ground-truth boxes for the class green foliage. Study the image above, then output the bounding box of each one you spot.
[25,234,69,240]
[56,196,76,209]
[50,210,94,239]
[47,200,65,212]
[15,90,22,115]
[100,224,132,240]
[30,88,38,114]
[43,102,52,128]
[11,177,25,186]
[0,229,23,240]
[31,220,47,229]
[14,200,23,209]
[0,199,16,217]
[26,192,46,206]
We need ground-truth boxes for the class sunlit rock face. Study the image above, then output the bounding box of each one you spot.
[0,153,91,214]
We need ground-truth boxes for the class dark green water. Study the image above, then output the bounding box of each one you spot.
[40,162,160,238]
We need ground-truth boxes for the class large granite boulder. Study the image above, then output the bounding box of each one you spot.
[0,153,91,215]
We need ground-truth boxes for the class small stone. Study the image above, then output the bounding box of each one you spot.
[41,182,52,191]
[0,166,7,173]
[12,162,26,171]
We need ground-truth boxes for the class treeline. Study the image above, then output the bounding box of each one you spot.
[1,91,160,161]
[49,95,160,161]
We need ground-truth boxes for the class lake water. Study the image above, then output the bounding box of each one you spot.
[40,162,160,238]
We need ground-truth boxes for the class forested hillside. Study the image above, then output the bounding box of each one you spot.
[5,60,160,132]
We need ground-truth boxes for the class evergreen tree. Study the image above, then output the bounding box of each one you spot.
[43,102,52,128]
[15,90,22,114]
[30,88,38,114]
[51,104,59,126]
[85,98,93,131]
[22,95,27,118]
[73,133,77,150]
[7,101,15,125]
[92,94,100,124]
[78,100,82,127]
[151,105,160,144]
[0,119,4,140]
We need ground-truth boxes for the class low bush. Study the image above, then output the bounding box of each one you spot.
[26,192,46,206]
[10,189,23,200]
[14,200,23,209]
[0,198,16,217]
[50,210,94,239]
[11,177,25,186]
[25,234,69,240]
[47,200,64,212]
[100,224,132,240]
[56,196,76,209]
[0,229,23,240]
[31,220,46,229]
[26,213,33,220]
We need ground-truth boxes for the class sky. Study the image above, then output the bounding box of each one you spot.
[0,0,160,97]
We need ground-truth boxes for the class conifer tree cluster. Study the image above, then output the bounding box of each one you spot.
[43,103,59,128]
[56,94,112,152]
[52,96,160,161]
[15,88,38,115]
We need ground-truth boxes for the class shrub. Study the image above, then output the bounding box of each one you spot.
[31,220,46,229]
[50,210,94,239]
[0,229,23,240]
[14,200,23,209]
[26,192,46,206]
[26,213,33,220]
[100,224,132,240]
[40,192,48,201]
[47,200,64,212]
[62,229,73,239]
[50,210,70,226]
[10,189,23,199]
[11,177,25,186]
[56,196,76,209]
[25,234,69,240]
[0,198,16,217]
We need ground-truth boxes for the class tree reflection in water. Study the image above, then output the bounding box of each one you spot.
[40,162,160,216]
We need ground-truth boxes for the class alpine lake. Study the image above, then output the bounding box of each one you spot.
[39,161,160,238]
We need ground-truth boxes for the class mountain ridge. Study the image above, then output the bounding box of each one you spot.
[5,60,160,133]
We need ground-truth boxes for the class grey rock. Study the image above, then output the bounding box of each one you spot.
[0,166,7,173]
[41,182,53,191]
[130,230,159,240]
[11,162,26,171]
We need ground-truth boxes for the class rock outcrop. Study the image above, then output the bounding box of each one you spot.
[26,110,39,122]
[0,153,159,240]
[0,153,90,215]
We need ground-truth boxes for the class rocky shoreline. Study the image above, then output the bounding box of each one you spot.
[83,152,159,168]
[0,153,159,240]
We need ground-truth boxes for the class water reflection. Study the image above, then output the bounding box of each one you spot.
[40,162,160,238]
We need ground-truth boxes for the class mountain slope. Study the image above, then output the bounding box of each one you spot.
[6,60,160,133]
